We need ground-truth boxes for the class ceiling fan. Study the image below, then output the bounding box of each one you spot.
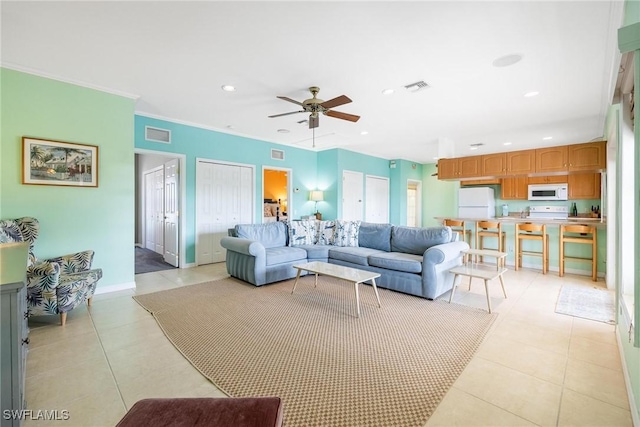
[268,86,360,129]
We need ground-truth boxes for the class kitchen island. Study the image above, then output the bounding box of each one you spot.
[435,216,606,278]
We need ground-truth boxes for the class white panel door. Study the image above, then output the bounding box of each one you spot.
[365,175,389,223]
[342,170,364,221]
[144,167,164,255]
[196,161,253,265]
[163,158,179,267]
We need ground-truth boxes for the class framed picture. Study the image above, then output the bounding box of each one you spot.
[22,137,98,187]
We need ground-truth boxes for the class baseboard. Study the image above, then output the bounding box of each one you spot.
[94,281,136,295]
[616,327,640,426]
[495,259,605,278]
[182,262,197,268]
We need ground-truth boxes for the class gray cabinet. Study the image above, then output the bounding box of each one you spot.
[1,243,29,427]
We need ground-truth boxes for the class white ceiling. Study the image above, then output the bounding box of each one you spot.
[1,1,625,164]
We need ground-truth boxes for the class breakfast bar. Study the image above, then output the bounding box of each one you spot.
[436,215,607,278]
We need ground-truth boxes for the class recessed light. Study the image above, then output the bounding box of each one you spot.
[382,89,394,95]
[221,85,236,92]
[492,54,523,68]
[277,129,290,133]
[360,131,369,135]
[542,136,553,140]
[503,142,512,146]
[524,91,539,97]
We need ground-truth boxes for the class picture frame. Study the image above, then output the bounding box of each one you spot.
[22,137,98,187]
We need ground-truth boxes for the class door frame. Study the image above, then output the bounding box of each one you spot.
[407,179,423,227]
[135,148,187,268]
[262,166,292,223]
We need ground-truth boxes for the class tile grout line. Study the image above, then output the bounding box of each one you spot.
[87,307,129,412]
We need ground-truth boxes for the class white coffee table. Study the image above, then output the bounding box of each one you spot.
[448,249,508,314]
[291,261,382,317]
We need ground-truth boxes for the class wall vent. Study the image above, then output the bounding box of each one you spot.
[404,81,430,92]
[271,149,285,161]
[145,126,171,144]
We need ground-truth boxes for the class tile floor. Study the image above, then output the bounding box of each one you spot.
[22,264,632,426]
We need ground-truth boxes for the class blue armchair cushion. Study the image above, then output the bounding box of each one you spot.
[391,226,453,255]
[358,222,392,252]
[328,247,382,266]
[236,222,287,249]
[295,244,330,261]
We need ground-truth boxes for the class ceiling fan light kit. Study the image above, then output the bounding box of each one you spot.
[269,86,360,130]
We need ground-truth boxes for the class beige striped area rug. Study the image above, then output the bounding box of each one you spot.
[134,276,496,426]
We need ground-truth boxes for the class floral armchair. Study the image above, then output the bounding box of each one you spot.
[0,217,102,325]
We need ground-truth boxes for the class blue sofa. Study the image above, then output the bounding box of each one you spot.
[221,221,469,300]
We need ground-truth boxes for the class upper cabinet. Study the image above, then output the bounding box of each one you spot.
[438,141,606,181]
[568,141,606,172]
[535,146,568,173]
[437,156,481,179]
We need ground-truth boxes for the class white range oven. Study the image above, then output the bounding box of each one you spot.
[527,184,568,201]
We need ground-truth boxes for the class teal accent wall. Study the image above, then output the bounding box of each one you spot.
[135,115,318,264]
[389,159,423,226]
[0,68,136,289]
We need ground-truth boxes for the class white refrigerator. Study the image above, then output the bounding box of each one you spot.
[458,187,496,218]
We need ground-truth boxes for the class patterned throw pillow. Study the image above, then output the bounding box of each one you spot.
[333,220,361,247]
[315,220,335,245]
[287,220,317,246]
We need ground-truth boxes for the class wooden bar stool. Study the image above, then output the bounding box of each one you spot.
[443,219,472,245]
[515,223,549,274]
[559,224,597,281]
[475,220,505,263]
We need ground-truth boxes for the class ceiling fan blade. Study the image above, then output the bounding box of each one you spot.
[325,110,360,122]
[309,115,319,129]
[277,96,304,106]
[268,110,305,118]
[320,95,352,109]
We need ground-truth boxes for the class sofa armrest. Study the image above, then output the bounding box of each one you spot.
[220,237,266,258]
[422,241,470,299]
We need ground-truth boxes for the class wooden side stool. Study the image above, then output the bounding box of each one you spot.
[559,224,597,281]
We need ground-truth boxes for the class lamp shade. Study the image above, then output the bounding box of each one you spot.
[309,190,324,202]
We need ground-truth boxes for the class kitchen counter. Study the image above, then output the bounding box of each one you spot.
[436,216,607,228]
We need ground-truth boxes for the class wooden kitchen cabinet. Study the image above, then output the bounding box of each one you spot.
[568,142,606,172]
[568,173,601,199]
[506,150,535,175]
[527,175,568,184]
[500,177,528,200]
[535,146,568,173]
[482,153,507,176]
[460,178,501,186]
[437,156,481,179]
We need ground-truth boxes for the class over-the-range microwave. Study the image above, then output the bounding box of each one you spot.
[527,184,568,201]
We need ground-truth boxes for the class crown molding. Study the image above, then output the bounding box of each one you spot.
[0,62,140,100]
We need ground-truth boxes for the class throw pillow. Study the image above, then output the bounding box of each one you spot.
[287,220,316,246]
[315,220,335,245]
[333,220,361,247]
[263,205,273,217]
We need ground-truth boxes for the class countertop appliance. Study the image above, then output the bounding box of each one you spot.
[458,187,495,218]
[527,206,569,220]
[528,183,568,201]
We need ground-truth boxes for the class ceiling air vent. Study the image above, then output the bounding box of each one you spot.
[404,81,430,92]
[145,126,171,144]
[271,149,285,161]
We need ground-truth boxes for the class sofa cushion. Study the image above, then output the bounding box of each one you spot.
[236,222,286,249]
[328,246,383,266]
[315,220,335,245]
[358,222,392,252]
[296,244,330,261]
[265,247,307,266]
[391,226,453,255]
[333,220,361,247]
[287,220,317,246]
[368,252,423,274]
